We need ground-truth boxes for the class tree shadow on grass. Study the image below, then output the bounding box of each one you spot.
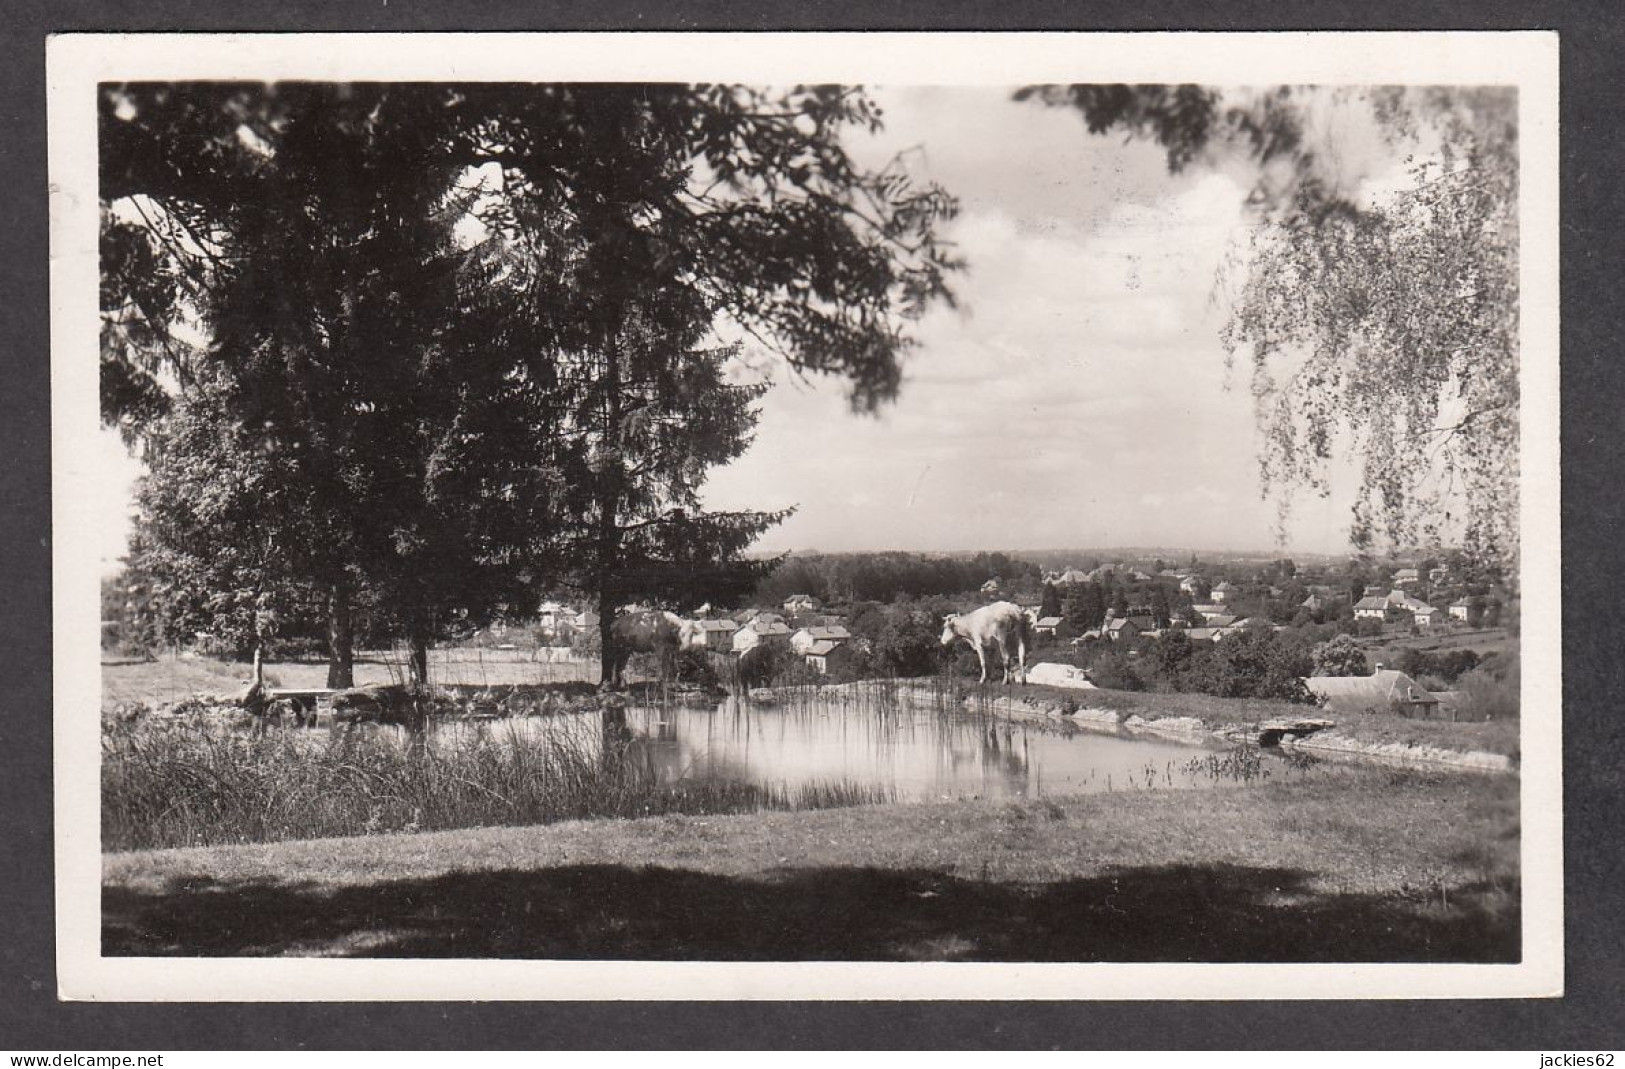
[104,861,1519,962]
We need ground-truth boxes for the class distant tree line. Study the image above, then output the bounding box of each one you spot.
[752,552,1040,607]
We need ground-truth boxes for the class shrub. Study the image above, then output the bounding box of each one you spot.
[673,649,722,690]
[1456,651,1519,721]
[1396,647,1481,684]
[1312,634,1369,677]
[1085,647,1144,691]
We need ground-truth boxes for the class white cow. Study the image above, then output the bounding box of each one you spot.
[940,601,1031,685]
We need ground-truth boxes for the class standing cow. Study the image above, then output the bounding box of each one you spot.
[940,601,1031,685]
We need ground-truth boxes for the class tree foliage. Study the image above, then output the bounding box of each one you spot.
[1023,84,1520,573]
[134,370,327,660]
[1310,633,1369,677]
[101,82,961,679]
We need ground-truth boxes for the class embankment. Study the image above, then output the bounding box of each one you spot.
[770,678,1517,775]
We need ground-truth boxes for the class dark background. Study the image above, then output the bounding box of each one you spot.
[3,0,1620,1050]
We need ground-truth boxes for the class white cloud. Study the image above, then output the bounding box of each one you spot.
[704,93,1358,554]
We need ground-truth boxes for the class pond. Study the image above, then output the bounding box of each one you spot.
[439,693,1318,802]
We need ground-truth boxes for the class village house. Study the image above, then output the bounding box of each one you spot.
[691,618,739,651]
[1413,604,1440,629]
[1353,595,1390,620]
[1385,589,1433,615]
[1104,615,1158,643]
[1303,665,1442,717]
[731,617,793,654]
[1104,617,1139,643]
[1392,567,1422,586]
[535,600,571,632]
[782,594,819,614]
[1179,575,1203,595]
[1211,581,1237,603]
[980,578,1001,594]
[1449,598,1472,622]
[791,624,852,655]
[803,639,856,676]
[1033,616,1067,638]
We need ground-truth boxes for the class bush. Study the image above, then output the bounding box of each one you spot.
[1396,647,1481,684]
[1084,646,1144,691]
[1455,649,1519,721]
[570,626,603,659]
[1312,634,1368,677]
[673,649,723,690]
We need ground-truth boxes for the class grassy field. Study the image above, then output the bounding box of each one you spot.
[102,765,1519,961]
[102,650,599,712]
[1361,627,1516,662]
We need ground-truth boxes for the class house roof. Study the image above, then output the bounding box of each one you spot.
[697,619,738,632]
[1202,614,1239,629]
[1213,581,1238,592]
[1105,618,1138,632]
[1303,669,1440,711]
[806,625,850,640]
[1394,595,1433,613]
[1354,595,1389,610]
[1450,598,1472,607]
[1393,568,1421,580]
[1036,616,1064,628]
[1186,628,1219,641]
[805,640,845,657]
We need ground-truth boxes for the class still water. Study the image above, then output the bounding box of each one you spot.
[449,696,1309,802]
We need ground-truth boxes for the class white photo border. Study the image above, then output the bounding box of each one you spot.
[50,29,1562,1002]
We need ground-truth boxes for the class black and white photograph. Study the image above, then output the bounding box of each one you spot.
[49,31,1560,1001]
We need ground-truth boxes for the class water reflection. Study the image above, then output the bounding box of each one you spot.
[599,698,1285,801]
[425,697,1311,801]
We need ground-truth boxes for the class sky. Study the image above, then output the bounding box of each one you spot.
[702,86,1365,557]
[95,85,1394,575]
